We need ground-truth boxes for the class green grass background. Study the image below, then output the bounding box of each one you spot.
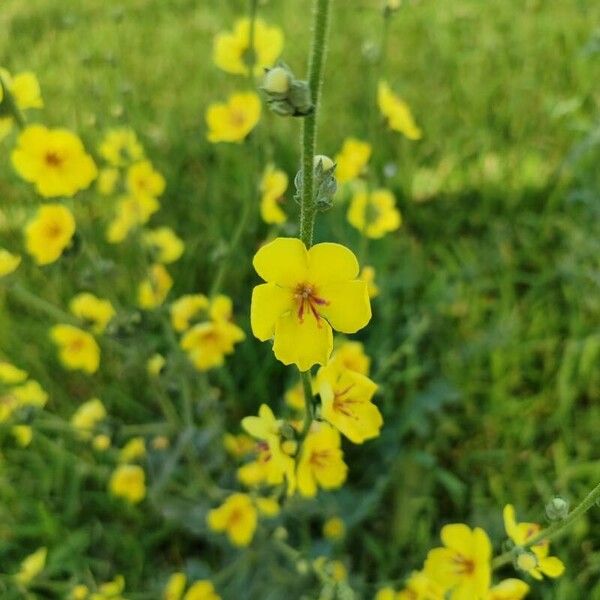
[1,0,600,598]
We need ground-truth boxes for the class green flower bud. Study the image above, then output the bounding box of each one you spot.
[263,66,290,94]
[515,551,538,573]
[546,497,570,521]
[294,155,338,212]
[261,61,313,118]
[313,155,335,172]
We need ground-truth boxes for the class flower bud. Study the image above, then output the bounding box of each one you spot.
[546,497,570,521]
[314,155,335,172]
[263,66,290,94]
[261,62,313,118]
[273,526,288,541]
[515,551,538,573]
[296,559,309,574]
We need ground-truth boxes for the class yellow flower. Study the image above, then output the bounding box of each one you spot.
[164,572,187,600]
[147,353,166,376]
[206,92,261,144]
[0,69,43,140]
[323,517,345,540]
[213,18,284,76]
[260,164,288,224]
[12,124,97,197]
[360,266,379,298]
[144,227,185,263]
[71,398,106,433]
[14,547,47,586]
[50,324,100,374]
[70,293,116,334]
[12,425,33,447]
[0,361,28,384]
[207,493,258,547]
[96,575,126,598]
[250,237,371,371]
[374,587,397,600]
[284,381,306,411]
[297,422,347,497]
[109,464,146,504]
[171,294,209,332]
[334,138,372,184]
[70,584,90,599]
[503,505,565,580]
[0,248,21,277]
[138,264,173,310]
[255,496,280,518]
[119,437,146,462]
[330,340,371,376]
[99,128,144,167]
[97,167,119,196]
[487,579,530,600]
[11,380,48,408]
[223,433,255,457]
[377,81,422,140]
[424,524,491,599]
[106,194,160,243]
[347,188,401,239]
[127,160,165,199]
[313,557,347,582]
[25,204,76,265]
[165,573,221,600]
[317,362,382,444]
[396,571,444,600]
[93,434,111,451]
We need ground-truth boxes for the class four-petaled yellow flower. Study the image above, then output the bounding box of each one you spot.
[424,524,491,599]
[12,125,97,197]
[296,422,347,497]
[213,18,284,76]
[138,264,173,310]
[348,188,402,239]
[334,138,372,184]
[99,128,144,167]
[260,164,288,224]
[503,504,565,580]
[127,160,166,200]
[487,579,530,600]
[69,292,116,334]
[207,492,258,547]
[109,464,146,504]
[144,227,185,263]
[251,237,371,371]
[0,248,21,277]
[206,92,261,144]
[25,203,76,265]
[378,81,422,140]
[50,324,100,374]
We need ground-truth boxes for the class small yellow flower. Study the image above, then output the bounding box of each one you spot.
[0,361,28,384]
[109,464,146,504]
[70,584,90,600]
[99,128,144,167]
[0,69,43,140]
[70,292,116,334]
[14,547,47,586]
[138,264,173,310]
[334,138,372,183]
[323,517,345,540]
[213,18,284,76]
[93,434,111,451]
[503,505,565,580]
[106,194,160,243]
[171,294,209,332]
[50,324,100,374]
[12,124,97,197]
[97,167,119,196]
[396,571,444,600]
[71,398,106,434]
[424,524,491,599]
[164,572,187,600]
[207,493,258,547]
[25,203,76,265]
[296,422,347,497]
[330,340,371,376]
[147,353,166,376]
[0,248,21,277]
[348,188,401,239]
[206,92,261,144]
[260,164,288,224]
[144,227,185,263]
[12,425,33,447]
[360,266,379,298]
[119,437,146,462]
[377,81,422,140]
[487,578,529,600]
[251,237,371,371]
[223,433,255,457]
[11,380,48,408]
[127,160,165,199]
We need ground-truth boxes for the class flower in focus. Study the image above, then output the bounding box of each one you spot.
[424,524,491,599]
[316,362,382,444]
[25,203,76,265]
[296,422,347,497]
[171,294,210,332]
[69,293,116,334]
[0,248,21,277]
[127,160,165,200]
[251,238,371,371]
[378,81,422,140]
[323,517,345,541]
[213,18,284,76]
[12,125,97,197]
[334,138,371,184]
[347,188,401,239]
[109,464,146,504]
[0,69,43,140]
[144,227,185,263]
[71,398,106,435]
[14,547,47,586]
[503,504,565,580]
[106,194,160,243]
[487,579,530,600]
[119,437,146,462]
[138,264,173,309]
[97,167,119,196]
[99,128,144,167]
[50,324,100,374]
[206,92,261,143]
[207,493,258,547]
[260,164,288,224]
[360,265,379,298]
[396,571,444,600]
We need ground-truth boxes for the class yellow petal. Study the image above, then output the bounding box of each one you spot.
[319,280,371,333]
[253,237,308,287]
[307,242,359,285]
[539,556,565,578]
[250,283,293,341]
[440,523,473,556]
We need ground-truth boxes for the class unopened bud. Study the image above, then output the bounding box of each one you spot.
[263,67,290,94]
[313,155,335,172]
[261,62,313,117]
[515,551,538,573]
[296,559,309,575]
[273,526,288,541]
[546,497,569,521]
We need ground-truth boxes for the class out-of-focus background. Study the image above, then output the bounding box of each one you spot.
[1,0,599,598]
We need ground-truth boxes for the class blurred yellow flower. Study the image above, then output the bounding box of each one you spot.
[14,546,47,586]
[50,324,100,374]
[127,160,165,199]
[11,380,48,408]
[323,517,345,540]
[396,571,444,600]
[374,587,397,600]
[70,292,116,334]
[171,294,210,332]
[147,353,166,376]
[71,398,106,434]
[119,437,146,462]
[255,496,280,517]
[0,361,28,384]
[12,424,33,447]
[99,128,144,167]
[424,524,491,599]
[0,248,21,277]
[360,265,379,298]
[106,194,160,243]
[97,167,119,196]
[330,340,371,376]
[138,264,173,309]
[347,188,401,239]
[260,164,288,224]
[70,584,90,599]
[95,575,126,599]
[0,69,43,140]
[284,380,306,411]
[144,227,185,263]
[223,432,255,457]
[12,124,97,197]
[335,138,371,183]
[25,203,76,265]
[206,92,261,143]
[109,464,146,504]
[165,572,187,600]
[251,237,371,371]
[378,81,422,140]
[93,434,111,451]
[165,573,221,600]
[213,18,284,76]
[297,422,347,497]
[207,492,257,547]
[503,504,565,580]
[313,557,347,582]
[487,579,529,600]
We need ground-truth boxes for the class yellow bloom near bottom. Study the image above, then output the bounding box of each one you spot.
[207,493,257,547]
[164,572,221,600]
[109,464,146,504]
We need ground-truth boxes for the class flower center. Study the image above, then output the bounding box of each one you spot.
[332,384,359,418]
[230,109,246,128]
[69,338,85,352]
[309,449,331,468]
[294,283,329,325]
[365,200,382,225]
[452,554,475,576]
[44,151,63,167]
[44,221,64,240]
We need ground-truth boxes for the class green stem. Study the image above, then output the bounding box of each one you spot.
[8,283,77,324]
[300,370,314,436]
[299,0,333,248]
[0,73,26,129]
[492,480,600,569]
